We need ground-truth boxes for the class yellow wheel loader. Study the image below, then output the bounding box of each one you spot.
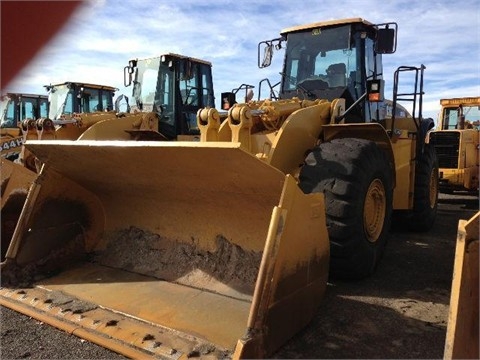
[18,81,119,171]
[76,53,216,142]
[1,18,439,359]
[0,92,48,161]
[428,97,480,194]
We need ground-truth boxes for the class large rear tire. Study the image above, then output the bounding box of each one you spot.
[299,138,393,280]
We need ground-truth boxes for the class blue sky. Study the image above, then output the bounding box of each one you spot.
[5,0,480,120]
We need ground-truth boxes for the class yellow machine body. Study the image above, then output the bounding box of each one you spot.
[444,211,479,359]
[1,128,24,160]
[429,97,480,193]
[1,96,425,358]
[436,128,479,192]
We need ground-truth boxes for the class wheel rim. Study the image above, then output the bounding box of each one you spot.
[364,179,386,243]
[429,168,438,209]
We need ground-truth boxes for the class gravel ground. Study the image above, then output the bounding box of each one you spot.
[1,193,478,359]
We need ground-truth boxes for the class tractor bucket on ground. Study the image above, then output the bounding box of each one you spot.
[1,140,329,359]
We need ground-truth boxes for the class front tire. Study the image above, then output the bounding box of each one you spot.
[299,138,393,280]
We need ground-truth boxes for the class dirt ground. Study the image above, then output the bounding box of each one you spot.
[1,193,478,359]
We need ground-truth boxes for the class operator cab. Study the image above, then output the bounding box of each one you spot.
[125,54,215,140]
[259,18,398,123]
[0,93,48,128]
[438,98,480,130]
[45,82,117,120]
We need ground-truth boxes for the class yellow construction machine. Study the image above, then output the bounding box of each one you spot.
[77,53,215,142]
[0,92,48,161]
[1,54,216,260]
[428,97,479,194]
[1,18,439,359]
[17,81,119,171]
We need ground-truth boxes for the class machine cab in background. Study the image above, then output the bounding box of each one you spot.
[125,53,215,140]
[45,82,117,121]
[0,93,48,128]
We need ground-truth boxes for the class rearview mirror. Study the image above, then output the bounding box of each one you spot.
[124,59,138,87]
[258,37,284,68]
[374,22,398,54]
[263,45,273,68]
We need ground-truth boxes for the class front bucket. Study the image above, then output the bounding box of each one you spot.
[1,140,329,359]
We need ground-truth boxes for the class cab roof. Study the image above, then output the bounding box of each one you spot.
[48,82,118,92]
[137,53,212,67]
[2,92,48,99]
[440,97,480,106]
[281,17,373,35]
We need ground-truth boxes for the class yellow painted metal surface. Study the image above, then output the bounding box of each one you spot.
[1,129,24,160]
[0,158,36,208]
[281,17,372,35]
[78,113,147,140]
[444,211,479,359]
[432,96,480,192]
[390,131,416,209]
[2,139,329,359]
[0,159,37,261]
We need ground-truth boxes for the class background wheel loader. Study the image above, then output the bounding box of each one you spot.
[11,54,216,171]
[76,53,216,142]
[17,81,119,171]
[1,93,48,261]
[1,18,439,359]
[0,92,48,161]
[1,54,216,262]
[428,97,480,195]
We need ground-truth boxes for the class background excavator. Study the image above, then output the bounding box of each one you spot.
[428,96,479,195]
[1,18,439,359]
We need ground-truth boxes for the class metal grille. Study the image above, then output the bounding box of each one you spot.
[430,131,460,168]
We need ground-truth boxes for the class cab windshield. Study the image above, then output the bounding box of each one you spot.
[283,25,357,92]
[132,57,175,126]
[48,85,70,120]
[132,57,168,111]
[443,105,480,129]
